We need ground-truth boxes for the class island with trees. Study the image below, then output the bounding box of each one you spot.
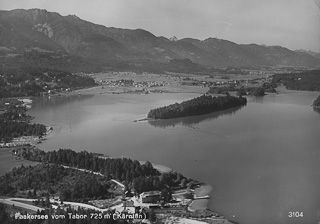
[147,94,247,119]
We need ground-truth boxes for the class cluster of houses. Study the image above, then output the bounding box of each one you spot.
[48,188,193,214]
[99,79,166,88]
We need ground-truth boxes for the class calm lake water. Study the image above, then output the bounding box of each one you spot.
[29,91,320,224]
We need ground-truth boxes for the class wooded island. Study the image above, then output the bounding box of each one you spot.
[147,94,247,119]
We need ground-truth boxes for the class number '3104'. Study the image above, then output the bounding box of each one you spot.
[288,212,303,218]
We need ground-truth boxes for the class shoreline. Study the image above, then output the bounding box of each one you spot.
[0,148,235,223]
[188,184,213,211]
[133,117,153,122]
[139,161,172,173]
[0,84,230,223]
[0,126,53,148]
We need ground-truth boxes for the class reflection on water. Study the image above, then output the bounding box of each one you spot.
[31,94,94,109]
[148,105,245,128]
[28,91,320,224]
[249,95,266,104]
[313,106,320,115]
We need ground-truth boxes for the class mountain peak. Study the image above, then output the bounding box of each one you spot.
[67,14,80,20]
[169,36,178,41]
[1,8,62,25]
[0,8,319,71]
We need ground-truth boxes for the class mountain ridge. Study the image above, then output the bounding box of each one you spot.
[0,8,319,73]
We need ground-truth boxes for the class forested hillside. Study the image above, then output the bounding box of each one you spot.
[271,70,320,91]
[0,99,46,143]
[12,148,195,197]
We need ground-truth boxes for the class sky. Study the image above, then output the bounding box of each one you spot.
[1,0,320,52]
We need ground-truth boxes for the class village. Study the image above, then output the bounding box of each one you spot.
[0,162,222,224]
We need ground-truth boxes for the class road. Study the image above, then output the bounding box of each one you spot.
[62,165,125,188]
[0,197,45,211]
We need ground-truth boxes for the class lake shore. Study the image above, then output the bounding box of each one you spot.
[65,76,208,96]
[0,126,53,148]
[1,147,209,211]
[0,146,236,224]
[139,161,173,173]
[189,184,213,211]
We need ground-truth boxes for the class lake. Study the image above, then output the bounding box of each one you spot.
[29,91,320,224]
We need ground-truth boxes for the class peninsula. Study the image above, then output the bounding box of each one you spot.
[0,147,234,224]
[147,94,247,119]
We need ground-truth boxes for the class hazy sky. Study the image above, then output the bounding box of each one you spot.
[1,0,320,52]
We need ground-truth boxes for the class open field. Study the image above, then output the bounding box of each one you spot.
[0,148,39,176]
[51,70,275,98]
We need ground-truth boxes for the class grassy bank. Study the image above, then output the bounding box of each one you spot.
[0,148,39,176]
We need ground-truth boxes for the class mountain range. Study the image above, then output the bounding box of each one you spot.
[0,8,319,73]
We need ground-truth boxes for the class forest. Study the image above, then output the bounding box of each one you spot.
[0,164,112,202]
[271,70,320,91]
[12,148,195,198]
[0,99,47,143]
[0,122,46,143]
[207,82,276,97]
[147,94,247,119]
[0,99,46,142]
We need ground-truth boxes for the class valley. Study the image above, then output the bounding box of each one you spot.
[0,5,320,224]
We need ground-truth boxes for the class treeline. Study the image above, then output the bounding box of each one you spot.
[208,83,276,97]
[0,122,46,142]
[313,95,320,107]
[271,70,320,91]
[16,148,194,195]
[147,94,247,119]
[0,67,96,97]
[0,164,111,202]
[0,99,46,143]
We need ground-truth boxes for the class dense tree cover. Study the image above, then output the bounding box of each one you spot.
[0,67,96,98]
[208,84,274,96]
[313,95,320,107]
[147,94,247,119]
[15,148,194,195]
[260,82,277,93]
[0,100,46,143]
[0,122,47,142]
[271,70,320,91]
[148,105,244,129]
[0,164,112,202]
[0,204,10,224]
[246,87,265,96]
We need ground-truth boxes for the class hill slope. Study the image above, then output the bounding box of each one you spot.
[0,8,319,72]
